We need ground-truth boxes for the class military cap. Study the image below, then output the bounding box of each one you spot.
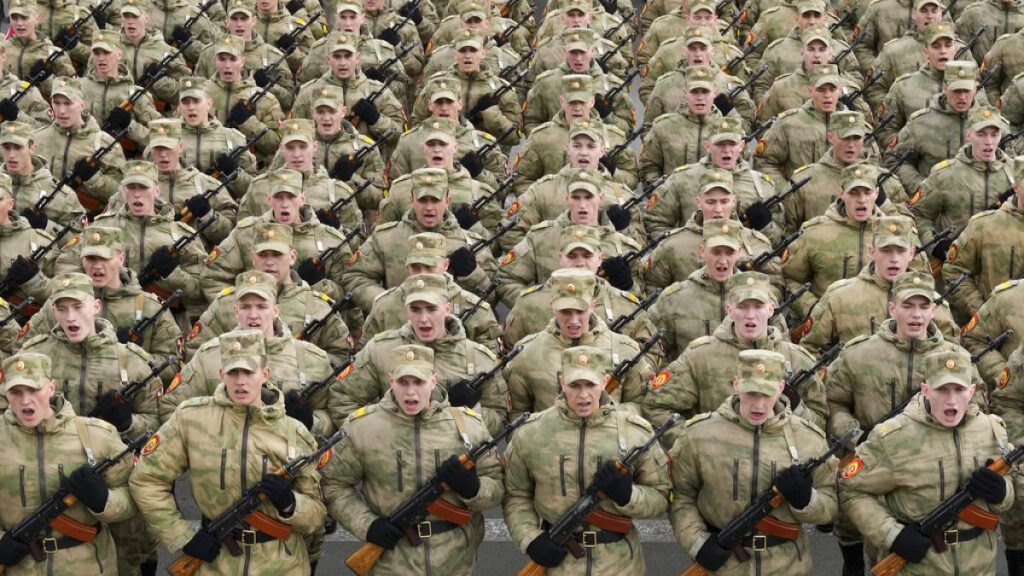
[429,77,460,103]
[423,117,458,145]
[569,119,602,141]
[550,268,597,311]
[402,273,449,306]
[922,21,956,45]
[567,167,601,196]
[796,0,826,14]
[562,0,591,14]
[736,349,787,395]
[968,106,1008,133]
[314,85,344,110]
[0,173,11,198]
[831,110,867,138]
[840,163,880,193]
[562,74,593,103]
[562,345,608,385]
[51,272,94,303]
[336,0,361,13]
[91,29,117,52]
[281,118,316,145]
[234,270,277,302]
[698,167,734,195]
[684,26,714,47]
[122,160,158,188]
[220,329,266,373]
[213,36,244,57]
[914,0,945,9]
[709,116,744,144]
[8,0,36,17]
[688,0,717,14]
[561,28,597,52]
[561,223,602,254]
[269,168,303,196]
[120,0,145,16]
[406,232,448,267]
[147,118,182,150]
[50,77,83,101]
[892,270,936,302]
[801,26,831,47]
[685,65,716,91]
[411,168,448,200]
[391,344,434,381]
[81,226,124,259]
[330,33,358,53]
[925,348,972,388]
[455,29,485,51]
[872,215,915,249]
[944,60,978,91]
[728,271,773,304]
[459,0,487,20]
[253,222,293,254]
[226,0,255,16]
[2,353,52,392]
[0,121,33,147]
[179,77,209,100]
[809,63,841,88]
[703,218,743,251]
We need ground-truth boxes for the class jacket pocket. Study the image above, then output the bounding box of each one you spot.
[220,449,228,491]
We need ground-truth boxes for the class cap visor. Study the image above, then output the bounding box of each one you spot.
[563,367,604,386]
[222,357,261,373]
[710,132,743,144]
[81,246,116,259]
[52,289,92,303]
[391,366,432,381]
[404,291,447,306]
[705,238,741,251]
[254,241,290,255]
[730,289,773,304]
[405,254,444,267]
[874,236,913,249]
[562,241,598,254]
[552,296,589,311]
[3,376,43,391]
[947,80,975,91]
[737,378,780,395]
[894,288,935,302]
[234,286,276,301]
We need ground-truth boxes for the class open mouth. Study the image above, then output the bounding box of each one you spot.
[90,270,106,282]
[906,320,923,332]
[404,398,419,410]
[245,320,263,330]
[278,209,292,220]
[943,408,958,419]
[750,410,766,420]
[430,153,444,164]
[853,205,869,218]
[886,266,902,277]
[719,155,733,165]
[417,325,434,339]
[66,325,81,337]
[20,407,34,418]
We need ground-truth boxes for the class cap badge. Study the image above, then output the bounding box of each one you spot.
[62,279,70,288]
[755,363,766,375]
[90,232,101,242]
[746,277,755,286]
[415,279,425,288]
[912,276,921,285]
[406,350,416,361]
[567,283,576,294]
[232,342,242,351]
[889,224,898,233]
[721,224,730,233]
[577,354,588,365]
[946,359,956,369]
[415,241,424,249]
[15,361,24,371]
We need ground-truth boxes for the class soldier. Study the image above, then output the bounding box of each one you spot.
[0,353,138,575]
[129,330,327,575]
[529,11,632,82]
[853,0,931,70]
[329,272,509,435]
[669,349,838,575]
[254,0,318,74]
[980,26,1024,104]
[429,0,531,57]
[864,0,947,111]
[961,278,1024,390]
[503,345,670,574]
[187,223,352,365]
[144,0,222,55]
[119,0,199,104]
[956,0,1024,62]
[638,0,718,67]
[0,121,85,231]
[0,44,53,129]
[1,0,76,99]
[359,0,426,79]
[990,338,1024,572]
[0,172,57,311]
[839,349,1013,575]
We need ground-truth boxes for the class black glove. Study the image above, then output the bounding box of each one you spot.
[182,529,221,563]
[5,255,38,288]
[438,454,480,498]
[20,207,47,230]
[744,200,773,230]
[92,390,133,432]
[275,33,297,53]
[695,538,731,571]
[93,9,106,28]
[713,93,735,116]
[71,157,101,183]
[452,204,480,230]
[170,25,193,49]
[600,255,633,291]
[398,0,423,24]
[460,150,484,177]
[593,460,632,506]
[0,97,20,122]
[366,517,404,550]
[526,532,567,568]
[54,26,80,50]
[116,326,141,345]
[606,204,631,231]
[284,390,314,431]
[447,246,477,277]
[258,473,296,515]
[967,463,1007,504]
[185,194,213,221]
[891,525,931,563]
[599,154,616,175]
[104,106,133,133]
[28,59,53,83]
[447,379,481,408]
[351,98,381,125]
[593,94,614,118]
[598,0,618,13]
[378,27,401,46]
[330,153,363,181]
[226,100,255,128]
[363,65,385,81]
[253,67,273,88]
[931,238,953,262]
[285,0,303,13]
[213,153,239,180]
[0,532,29,567]
[315,208,342,229]
[774,465,813,509]
[147,246,181,279]
[141,62,163,88]
[993,187,1015,209]
[67,464,109,513]
[492,32,509,47]
[782,384,801,410]
[297,258,326,285]
[469,94,499,118]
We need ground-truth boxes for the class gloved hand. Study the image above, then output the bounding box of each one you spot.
[598,0,618,14]
[593,94,614,118]
[460,150,485,177]
[182,529,221,562]
[284,390,314,430]
[606,204,631,231]
[593,460,632,506]
[967,463,1007,504]
[600,255,633,291]
[147,246,181,279]
[378,27,401,46]
[774,464,813,509]
[185,194,213,221]
[366,517,404,549]
[891,525,931,563]
[213,153,239,180]
[439,454,480,498]
[931,238,953,262]
[5,256,38,288]
[695,537,731,570]
[875,185,887,206]
[469,94,499,118]
[93,9,106,28]
[28,59,53,83]
[226,100,255,127]
[285,0,304,13]
[170,25,193,49]
[258,473,296,515]
[782,384,802,410]
[0,97,20,122]
[67,464,109,513]
[398,0,423,24]
[275,33,297,53]
[315,208,342,230]
[116,326,141,345]
[71,157,101,183]
[0,532,29,567]
[526,532,566,568]
[447,379,481,408]
[744,201,773,230]
[253,67,273,88]
[104,107,133,134]
[447,246,477,277]
[54,26,80,50]
[352,98,381,124]
[363,66,385,81]
[992,187,1015,210]
[713,93,734,116]
[141,63,163,88]
[492,32,509,46]
[297,258,326,285]
[20,207,47,230]
[599,154,616,175]
[453,204,480,230]
[330,153,363,181]
[92,390,133,432]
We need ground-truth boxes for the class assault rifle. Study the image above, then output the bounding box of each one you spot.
[88,355,177,413]
[740,229,802,272]
[740,177,811,228]
[782,341,843,402]
[297,357,354,404]
[119,290,181,345]
[180,128,270,223]
[608,288,663,333]
[297,293,353,342]
[954,25,986,60]
[0,220,76,297]
[607,329,665,393]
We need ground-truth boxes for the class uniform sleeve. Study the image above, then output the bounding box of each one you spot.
[341,234,388,312]
[473,350,511,437]
[617,339,656,417]
[889,124,926,195]
[668,427,713,558]
[200,231,245,302]
[89,424,138,525]
[753,119,790,183]
[942,222,987,314]
[788,347,829,431]
[825,350,864,440]
[780,230,817,321]
[129,412,194,551]
[641,355,696,450]
[503,355,534,421]
[641,176,684,237]
[501,430,544,552]
[320,430,377,539]
[838,432,905,552]
[962,298,1010,387]
[790,439,839,526]
[126,349,163,438]
[494,235,538,307]
[279,428,327,534]
[327,346,384,426]
[799,293,837,359]
[612,431,671,519]
[909,173,943,246]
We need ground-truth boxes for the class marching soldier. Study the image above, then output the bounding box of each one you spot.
[359,0,426,79]
[0,172,57,312]
[0,44,53,129]
[1,0,76,99]
[0,121,85,230]
[254,0,318,74]
[961,279,1024,390]
[990,340,1024,572]
[864,0,947,111]
[119,0,200,102]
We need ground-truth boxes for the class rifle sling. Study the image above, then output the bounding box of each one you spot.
[34,521,103,556]
[201,516,280,547]
[540,520,626,559]
[402,519,460,546]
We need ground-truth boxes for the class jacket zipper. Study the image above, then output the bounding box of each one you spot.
[414,415,431,575]
[578,418,592,576]
[60,131,74,179]
[79,347,89,416]
[751,425,762,574]
[139,218,148,272]
[904,340,915,397]
[240,409,252,489]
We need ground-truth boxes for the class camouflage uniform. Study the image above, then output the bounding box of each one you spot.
[360,6,426,78]
[254,6,317,73]
[298,31,412,106]
[0,173,58,307]
[529,29,632,86]
[388,107,507,187]
[866,30,928,111]
[116,26,193,108]
[2,124,85,229]
[642,63,755,132]
[756,29,861,101]
[980,29,1024,104]
[643,35,749,100]
[193,30,295,113]
[961,279,1024,389]
[955,0,1024,61]
[204,76,285,166]
[0,69,52,129]
[377,165,504,234]
[0,30,75,99]
[990,338,1024,554]
[412,58,520,141]
[852,0,919,70]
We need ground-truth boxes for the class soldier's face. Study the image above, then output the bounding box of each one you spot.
[802,41,831,67]
[363,0,384,11]
[565,48,593,74]
[567,189,602,225]
[222,366,271,406]
[390,374,437,415]
[809,83,839,112]
[234,294,279,335]
[405,300,451,342]
[282,140,316,171]
[869,244,913,280]
[9,14,38,39]
[921,381,975,427]
[967,126,1001,161]
[215,53,244,82]
[706,140,744,169]
[228,13,256,37]
[560,377,607,417]
[796,9,823,30]
[313,105,346,136]
[0,192,13,218]
[561,97,593,120]
[150,144,183,172]
[6,382,56,428]
[123,182,159,216]
[554,305,593,338]
[257,0,277,12]
[943,87,976,113]
[697,190,736,220]
[688,9,715,27]
[888,295,935,339]
[728,298,774,341]
[559,247,601,272]
[734,388,782,426]
[685,42,713,66]
[700,245,740,282]
[121,14,148,40]
[429,97,463,119]
[568,135,606,168]
[925,38,955,70]
[828,132,865,163]
[913,4,942,31]
[252,249,297,281]
[269,191,306,223]
[408,261,447,275]
[423,138,457,168]
[686,87,714,115]
[54,297,100,343]
[563,8,589,27]
[328,50,359,78]
[50,95,85,129]
[456,47,484,72]
[178,96,212,126]
[2,142,35,175]
[412,194,450,228]
[83,254,125,289]
[335,10,363,32]
[839,186,877,221]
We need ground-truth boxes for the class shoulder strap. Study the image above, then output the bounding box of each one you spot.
[73,417,97,465]
[133,293,145,322]
[464,339,476,376]
[781,419,800,464]
[296,341,307,388]
[117,344,129,387]
[448,407,473,449]
[614,409,629,457]
[599,286,614,322]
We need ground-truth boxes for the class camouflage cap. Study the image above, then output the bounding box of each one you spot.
[831,110,868,138]
[561,223,602,254]
[914,0,945,9]
[925,348,972,388]
[330,33,359,53]
[698,167,734,195]
[2,353,52,392]
[801,26,831,47]
[179,77,209,100]
[81,226,124,259]
[455,29,485,51]
[968,105,1008,133]
[423,117,458,145]
[872,215,915,249]
[147,118,182,150]
[234,270,277,302]
[8,0,36,17]
[809,63,841,88]
[709,116,744,144]
[281,118,316,145]
[840,163,880,193]
[410,167,448,200]
[685,65,716,91]
[944,60,978,91]
[736,349,787,396]
[0,121,33,147]
[684,25,714,47]
[892,270,936,302]
[0,173,11,198]
[562,345,608,385]
[562,0,591,13]
[253,222,293,254]
[122,160,158,187]
[313,85,345,110]
[402,273,449,306]
[51,272,94,303]
[91,29,117,52]
[796,0,826,14]
[269,168,303,196]
[335,0,361,13]
[703,218,743,251]
[405,232,448,267]
[688,0,716,14]
[561,28,597,52]
[120,0,145,16]
[391,344,434,381]
[566,167,601,196]
[214,36,245,58]
[220,329,266,373]
[459,0,487,19]
[50,77,82,101]
[562,74,593,103]
[550,267,597,311]
[428,76,460,103]
[728,271,774,304]
[226,0,255,16]
[569,119,602,141]
[922,20,956,45]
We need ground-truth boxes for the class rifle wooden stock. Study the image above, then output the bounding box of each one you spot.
[49,511,99,542]
[426,498,473,525]
[681,562,710,576]
[345,543,386,576]
[585,508,632,533]
[517,561,547,576]
[244,509,292,540]
[167,553,203,576]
